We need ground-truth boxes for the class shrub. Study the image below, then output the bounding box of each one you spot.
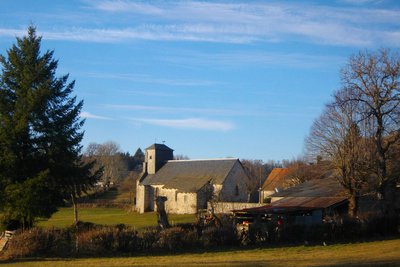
[76,226,140,255]
[156,227,185,250]
[3,214,397,259]
[139,227,160,250]
[364,215,399,237]
[3,228,72,259]
[200,224,238,247]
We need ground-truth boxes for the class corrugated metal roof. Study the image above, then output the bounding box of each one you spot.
[261,168,290,191]
[272,196,348,209]
[236,197,348,214]
[141,159,239,192]
[271,177,346,198]
[235,177,348,214]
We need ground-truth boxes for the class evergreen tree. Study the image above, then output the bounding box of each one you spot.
[0,26,98,229]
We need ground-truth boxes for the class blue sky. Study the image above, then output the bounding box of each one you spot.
[1,0,399,161]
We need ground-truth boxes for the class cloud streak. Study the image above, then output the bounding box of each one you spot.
[160,50,345,69]
[85,1,400,47]
[81,72,218,86]
[80,111,112,120]
[1,1,399,47]
[134,117,235,131]
[106,104,248,116]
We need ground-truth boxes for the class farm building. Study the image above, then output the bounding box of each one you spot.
[234,177,348,225]
[136,144,251,214]
[259,168,290,202]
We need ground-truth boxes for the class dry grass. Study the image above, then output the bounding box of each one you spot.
[1,239,399,266]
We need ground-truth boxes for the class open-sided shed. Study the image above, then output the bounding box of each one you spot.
[234,177,348,225]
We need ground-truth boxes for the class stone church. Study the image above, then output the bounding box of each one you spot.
[136,144,251,214]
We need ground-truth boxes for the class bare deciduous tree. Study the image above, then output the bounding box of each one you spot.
[282,159,327,188]
[173,154,190,160]
[338,49,400,214]
[241,159,266,202]
[306,89,371,216]
[84,141,129,185]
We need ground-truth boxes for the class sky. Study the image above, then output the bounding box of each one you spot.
[0,0,399,161]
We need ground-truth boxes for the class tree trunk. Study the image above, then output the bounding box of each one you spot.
[381,178,397,216]
[71,194,78,226]
[348,194,358,217]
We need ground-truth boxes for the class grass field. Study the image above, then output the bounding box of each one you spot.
[36,207,196,229]
[2,239,399,266]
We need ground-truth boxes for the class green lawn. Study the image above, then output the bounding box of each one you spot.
[2,239,399,266]
[36,207,196,229]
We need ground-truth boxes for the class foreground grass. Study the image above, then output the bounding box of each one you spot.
[2,239,399,266]
[36,207,195,229]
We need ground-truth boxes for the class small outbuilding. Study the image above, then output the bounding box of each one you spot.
[234,177,348,225]
[259,168,290,202]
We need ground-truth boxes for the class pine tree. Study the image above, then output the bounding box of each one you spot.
[0,26,98,229]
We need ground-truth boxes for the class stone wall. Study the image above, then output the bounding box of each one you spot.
[159,188,198,214]
[260,190,275,203]
[219,161,250,202]
[209,202,264,214]
[135,181,146,213]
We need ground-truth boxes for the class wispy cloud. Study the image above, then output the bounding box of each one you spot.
[0,28,25,38]
[160,50,345,69]
[338,0,384,5]
[80,111,112,120]
[106,104,248,116]
[134,117,235,131]
[81,72,218,86]
[84,1,400,47]
[1,1,399,47]
[89,0,163,14]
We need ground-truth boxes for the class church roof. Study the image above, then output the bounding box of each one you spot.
[145,143,173,151]
[140,158,239,192]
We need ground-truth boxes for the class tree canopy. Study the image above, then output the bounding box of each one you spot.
[0,26,97,229]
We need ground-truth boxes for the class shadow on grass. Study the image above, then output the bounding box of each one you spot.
[2,236,399,262]
[2,255,399,267]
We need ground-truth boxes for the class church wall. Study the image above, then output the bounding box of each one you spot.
[218,161,249,202]
[135,180,145,213]
[157,188,198,214]
[136,183,153,213]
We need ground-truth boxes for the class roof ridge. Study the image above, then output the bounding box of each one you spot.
[167,158,237,162]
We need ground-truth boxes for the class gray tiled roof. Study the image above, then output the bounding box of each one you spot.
[145,143,173,151]
[141,159,238,192]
